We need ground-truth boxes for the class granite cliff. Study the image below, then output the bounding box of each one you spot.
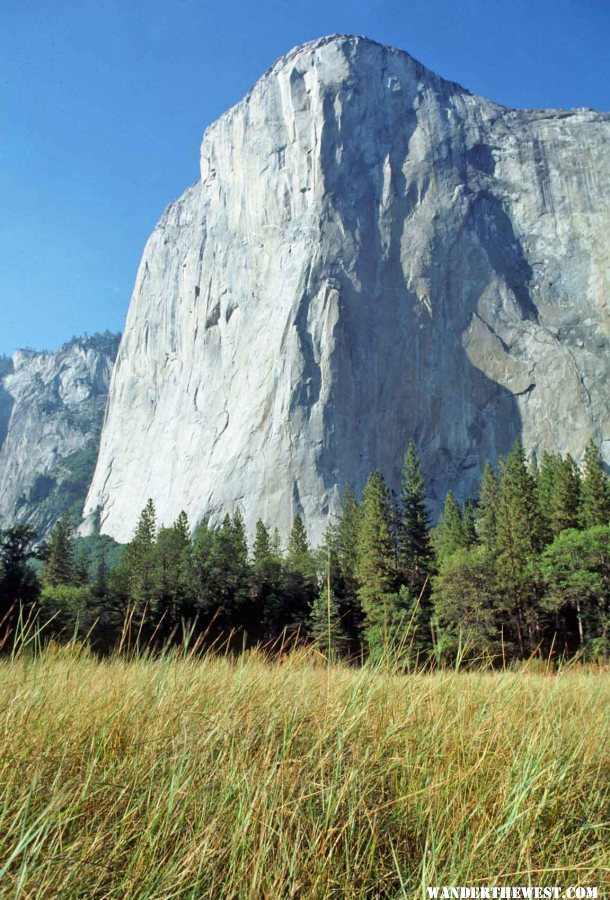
[0,333,119,539]
[82,35,610,543]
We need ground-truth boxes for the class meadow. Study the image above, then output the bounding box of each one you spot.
[0,646,608,898]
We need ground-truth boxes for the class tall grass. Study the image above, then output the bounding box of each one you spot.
[0,644,608,897]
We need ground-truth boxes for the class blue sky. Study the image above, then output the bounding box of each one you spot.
[1,0,609,356]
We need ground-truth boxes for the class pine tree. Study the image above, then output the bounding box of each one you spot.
[0,525,39,625]
[182,520,215,618]
[497,443,543,557]
[356,471,397,646]
[42,512,74,587]
[538,452,582,540]
[227,508,251,624]
[121,498,157,610]
[252,520,272,599]
[270,527,282,558]
[362,585,425,662]
[154,511,191,638]
[462,499,479,547]
[538,452,562,542]
[230,509,248,563]
[209,513,251,628]
[336,484,360,594]
[309,590,348,659]
[93,550,108,601]
[309,544,349,661]
[436,491,466,561]
[73,549,91,586]
[174,510,190,544]
[477,462,499,549]
[550,455,581,536]
[180,513,251,635]
[253,519,271,565]
[286,515,312,575]
[581,440,610,528]
[335,484,363,647]
[398,442,433,595]
[495,442,543,655]
[252,519,283,641]
[280,515,317,636]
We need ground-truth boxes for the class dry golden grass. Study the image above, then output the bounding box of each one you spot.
[0,646,608,898]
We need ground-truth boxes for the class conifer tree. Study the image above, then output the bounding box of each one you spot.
[436,491,466,561]
[93,550,108,601]
[362,584,425,662]
[309,589,348,659]
[121,499,157,610]
[315,522,341,597]
[286,515,312,575]
[280,515,317,635]
[228,508,252,627]
[388,487,402,569]
[398,442,433,595]
[270,527,282,559]
[538,450,561,542]
[538,452,562,539]
[477,462,499,549]
[73,549,90,586]
[253,519,272,568]
[174,510,190,544]
[581,440,610,528]
[154,511,191,637]
[461,499,479,547]
[181,513,251,634]
[42,512,74,587]
[252,519,283,641]
[495,442,543,654]
[336,484,360,593]
[182,520,215,618]
[356,471,397,644]
[497,443,543,557]
[0,525,39,624]
[230,509,248,563]
[252,520,272,597]
[89,546,130,648]
[334,484,363,645]
[210,512,251,627]
[550,455,581,536]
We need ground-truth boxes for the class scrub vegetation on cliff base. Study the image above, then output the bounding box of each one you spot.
[0,644,607,897]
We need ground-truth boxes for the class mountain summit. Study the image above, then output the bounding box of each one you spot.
[82,35,610,542]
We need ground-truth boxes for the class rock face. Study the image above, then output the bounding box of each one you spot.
[0,334,120,539]
[83,35,610,544]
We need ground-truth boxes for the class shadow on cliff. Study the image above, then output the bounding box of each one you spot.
[290,42,535,513]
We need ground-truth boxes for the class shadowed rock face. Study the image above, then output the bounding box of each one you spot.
[82,35,610,543]
[0,335,119,539]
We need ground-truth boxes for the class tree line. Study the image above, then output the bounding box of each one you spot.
[1,439,608,664]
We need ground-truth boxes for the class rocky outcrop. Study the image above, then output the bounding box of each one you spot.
[82,35,610,544]
[0,334,119,539]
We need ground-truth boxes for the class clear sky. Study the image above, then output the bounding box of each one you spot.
[2,0,609,356]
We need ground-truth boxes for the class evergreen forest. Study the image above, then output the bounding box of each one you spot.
[1,439,609,665]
